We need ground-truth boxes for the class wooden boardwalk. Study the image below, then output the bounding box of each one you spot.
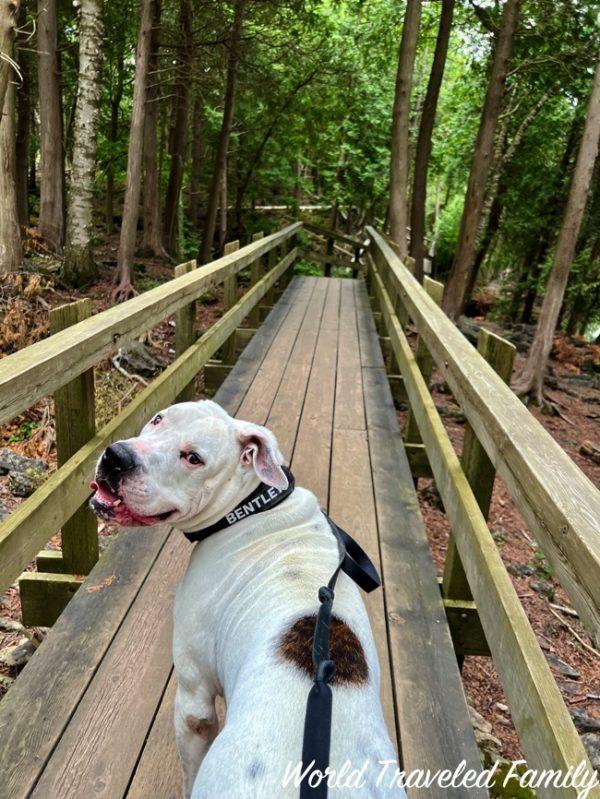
[0,276,483,798]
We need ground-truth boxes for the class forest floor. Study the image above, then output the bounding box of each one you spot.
[0,247,598,769]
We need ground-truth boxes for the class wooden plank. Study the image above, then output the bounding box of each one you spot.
[355,280,385,369]
[234,327,256,348]
[443,598,490,658]
[291,280,340,507]
[174,260,197,402]
[443,329,516,602]
[31,532,189,799]
[126,674,181,799]
[236,278,316,424]
[370,259,599,799]
[333,280,365,431]
[0,248,297,596]
[35,549,65,573]
[19,572,84,627]
[266,280,328,459]
[362,365,486,797]
[404,441,433,478]
[0,222,302,426]
[221,241,239,365]
[368,226,600,645]
[303,220,361,248]
[203,362,232,392]
[50,299,98,575]
[0,525,172,799]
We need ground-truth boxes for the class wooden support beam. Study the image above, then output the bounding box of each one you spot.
[235,328,256,349]
[306,249,356,272]
[259,304,274,322]
[20,572,84,627]
[443,597,490,657]
[174,260,197,402]
[248,231,264,328]
[302,220,361,248]
[404,442,432,478]
[203,362,233,392]
[404,276,444,444]
[387,374,407,405]
[36,550,65,573]
[443,329,516,602]
[221,241,239,365]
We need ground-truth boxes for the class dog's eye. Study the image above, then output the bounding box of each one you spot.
[151,414,163,426]
[181,451,203,466]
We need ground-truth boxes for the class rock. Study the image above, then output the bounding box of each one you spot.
[0,639,36,669]
[530,579,555,600]
[581,733,600,772]
[545,653,581,680]
[0,617,25,634]
[569,708,600,734]
[420,483,444,512]
[495,702,509,714]
[0,673,14,693]
[0,449,47,477]
[557,680,582,697]
[580,440,600,465]
[9,469,44,497]
[468,706,502,761]
[507,562,535,578]
[116,341,163,376]
[457,317,481,346]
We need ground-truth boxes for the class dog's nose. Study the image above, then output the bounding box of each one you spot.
[101,442,138,477]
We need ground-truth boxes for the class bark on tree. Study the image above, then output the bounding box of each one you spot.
[141,0,164,256]
[442,0,520,320]
[163,0,193,256]
[38,0,65,251]
[514,58,600,403]
[187,91,204,228]
[0,0,20,126]
[113,0,155,302]
[62,0,103,287]
[218,164,227,255]
[105,43,125,236]
[15,0,29,227]
[0,83,23,270]
[388,0,422,259]
[409,0,454,282]
[199,0,245,265]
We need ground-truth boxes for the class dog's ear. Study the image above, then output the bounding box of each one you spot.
[236,422,288,490]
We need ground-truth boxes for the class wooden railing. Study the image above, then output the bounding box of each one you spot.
[0,223,301,621]
[366,226,600,799]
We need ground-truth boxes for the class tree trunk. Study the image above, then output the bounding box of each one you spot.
[0,0,20,126]
[141,0,164,256]
[62,0,104,287]
[163,0,193,257]
[514,58,600,402]
[15,1,30,227]
[38,0,65,252]
[105,45,125,236]
[409,0,454,282]
[442,0,520,320]
[187,91,204,228]
[218,164,227,255]
[388,0,422,259]
[113,0,154,301]
[199,0,245,265]
[0,84,23,270]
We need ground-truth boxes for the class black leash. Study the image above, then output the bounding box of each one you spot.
[183,467,382,799]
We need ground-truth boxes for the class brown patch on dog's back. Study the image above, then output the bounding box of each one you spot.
[277,615,368,685]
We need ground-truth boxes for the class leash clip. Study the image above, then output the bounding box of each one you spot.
[315,659,335,685]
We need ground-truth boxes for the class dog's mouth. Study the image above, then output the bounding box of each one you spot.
[89,479,176,527]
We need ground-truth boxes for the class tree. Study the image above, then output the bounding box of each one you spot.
[113,0,155,302]
[442,0,521,320]
[409,0,454,282]
[0,82,22,270]
[15,0,30,227]
[0,0,20,124]
[38,0,64,251]
[388,0,422,259]
[141,0,164,256]
[62,0,104,286]
[163,0,193,256]
[199,0,246,265]
[514,58,600,403]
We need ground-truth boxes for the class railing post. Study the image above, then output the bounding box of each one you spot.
[174,260,197,402]
[248,231,264,328]
[20,299,97,625]
[221,241,239,364]
[442,329,516,601]
[265,244,278,307]
[404,276,444,445]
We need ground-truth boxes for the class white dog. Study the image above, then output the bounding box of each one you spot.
[91,400,405,799]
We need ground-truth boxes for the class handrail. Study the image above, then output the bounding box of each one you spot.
[368,249,599,799]
[367,226,600,646]
[0,222,302,427]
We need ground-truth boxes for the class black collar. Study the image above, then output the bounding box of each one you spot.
[183,466,295,543]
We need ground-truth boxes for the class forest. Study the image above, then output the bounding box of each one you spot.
[0,0,598,404]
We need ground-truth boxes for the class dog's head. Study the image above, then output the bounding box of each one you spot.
[90,400,288,528]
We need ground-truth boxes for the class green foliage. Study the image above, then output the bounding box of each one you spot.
[9,421,39,444]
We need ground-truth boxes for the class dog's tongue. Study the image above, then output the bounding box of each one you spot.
[90,480,120,506]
